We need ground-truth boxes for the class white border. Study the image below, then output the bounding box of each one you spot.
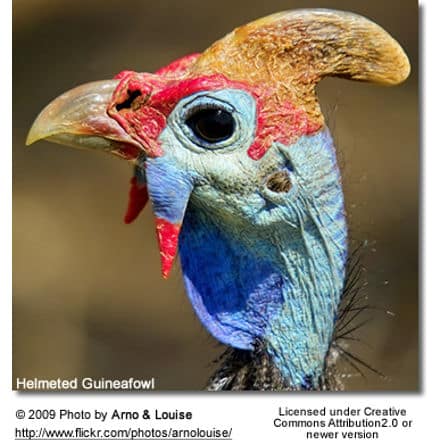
[3,1,438,438]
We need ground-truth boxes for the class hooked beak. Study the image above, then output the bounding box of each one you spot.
[26,80,143,160]
[27,78,192,279]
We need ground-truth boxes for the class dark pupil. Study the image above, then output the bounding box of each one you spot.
[186,108,235,143]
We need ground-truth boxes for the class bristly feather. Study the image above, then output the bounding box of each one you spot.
[205,243,380,391]
[206,340,297,391]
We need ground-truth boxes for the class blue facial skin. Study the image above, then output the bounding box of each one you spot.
[144,89,347,388]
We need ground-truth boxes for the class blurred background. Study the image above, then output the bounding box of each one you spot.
[13,0,418,391]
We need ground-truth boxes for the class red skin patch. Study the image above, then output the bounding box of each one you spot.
[109,72,321,160]
[109,73,167,157]
[155,218,181,279]
[124,176,149,224]
[250,100,321,160]
[110,54,202,158]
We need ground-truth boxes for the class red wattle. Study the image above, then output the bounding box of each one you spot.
[155,218,181,279]
[124,177,149,224]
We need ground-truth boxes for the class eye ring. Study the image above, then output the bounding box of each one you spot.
[167,90,256,153]
[185,106,236,144]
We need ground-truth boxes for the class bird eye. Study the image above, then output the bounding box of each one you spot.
[185,108,235,144]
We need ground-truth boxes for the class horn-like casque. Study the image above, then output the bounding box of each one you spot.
[191,9,410,124]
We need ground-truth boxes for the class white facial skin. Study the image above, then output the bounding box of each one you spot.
[154,88,296,231]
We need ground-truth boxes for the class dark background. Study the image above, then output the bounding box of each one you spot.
[13,0,419,390]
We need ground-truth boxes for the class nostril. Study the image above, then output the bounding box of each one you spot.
[116,89,143,111]
[265,170,293,193]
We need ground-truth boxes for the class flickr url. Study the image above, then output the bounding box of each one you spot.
[15,427,233,440]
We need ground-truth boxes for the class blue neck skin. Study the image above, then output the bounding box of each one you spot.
[177,129,347,388]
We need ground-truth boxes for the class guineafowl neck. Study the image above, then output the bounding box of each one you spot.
[263,222,347,389]
[179,129,347,389]
[179,206,347,389]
